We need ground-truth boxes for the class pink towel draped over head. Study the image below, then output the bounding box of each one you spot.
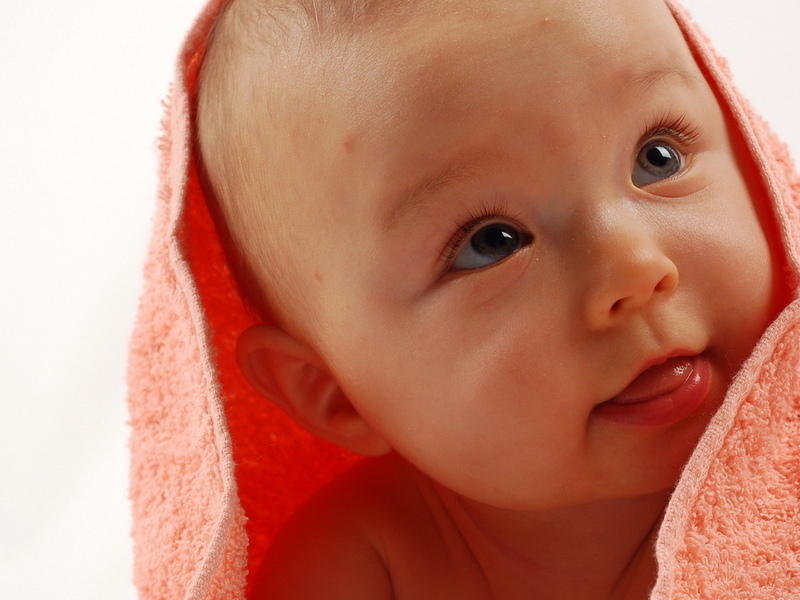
[127,0,800,597]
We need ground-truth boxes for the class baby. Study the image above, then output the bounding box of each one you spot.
[196,0,784,598]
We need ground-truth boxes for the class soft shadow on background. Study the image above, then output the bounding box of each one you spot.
[1,1,798,598]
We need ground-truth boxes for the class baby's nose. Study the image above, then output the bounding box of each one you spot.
[580,219,678,331]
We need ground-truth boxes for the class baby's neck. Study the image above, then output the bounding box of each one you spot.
[418,470,668,600]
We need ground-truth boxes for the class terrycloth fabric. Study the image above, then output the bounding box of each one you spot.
[127,1,800,598]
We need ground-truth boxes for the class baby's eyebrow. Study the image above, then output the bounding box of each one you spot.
[628,66,702,97]
[384,150,515,231]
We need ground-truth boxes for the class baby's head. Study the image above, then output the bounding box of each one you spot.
[198,0,781,511]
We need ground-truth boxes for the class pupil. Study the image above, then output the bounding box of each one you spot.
[646,145,672,168]
[473,225,517,256]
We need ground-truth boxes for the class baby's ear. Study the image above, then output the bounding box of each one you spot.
[236,324,391,457]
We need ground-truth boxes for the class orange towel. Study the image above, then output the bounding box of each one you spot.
[127,1,800,597]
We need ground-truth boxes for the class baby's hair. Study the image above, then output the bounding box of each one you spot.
[197,0,413,332]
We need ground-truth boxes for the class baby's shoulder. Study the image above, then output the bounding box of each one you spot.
[252,453,490,599]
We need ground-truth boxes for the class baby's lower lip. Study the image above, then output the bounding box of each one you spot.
[593,355,711,427]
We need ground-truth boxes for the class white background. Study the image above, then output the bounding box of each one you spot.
[1,1,798,598]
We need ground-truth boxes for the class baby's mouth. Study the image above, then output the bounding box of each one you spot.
[610,356,694,405]
[594,354,711,427]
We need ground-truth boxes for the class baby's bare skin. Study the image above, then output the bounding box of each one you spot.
[255,454,664,599]
[199,0,781,597]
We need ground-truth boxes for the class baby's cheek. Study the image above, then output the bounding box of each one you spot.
[431,247,532,311]
[698,198,776,355]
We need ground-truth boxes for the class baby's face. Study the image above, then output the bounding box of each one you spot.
[262,0,780,509]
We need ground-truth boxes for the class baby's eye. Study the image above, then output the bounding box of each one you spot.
[632,140,685,188]
[451,222,533,270]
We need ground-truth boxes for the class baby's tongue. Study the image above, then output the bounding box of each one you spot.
[611,356,694,404]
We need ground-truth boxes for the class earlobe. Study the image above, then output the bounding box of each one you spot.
[236,325,391,457]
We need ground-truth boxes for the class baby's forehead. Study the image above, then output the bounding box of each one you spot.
[316,0,697,135]
[213,0,701,201]
[226,0,690,116]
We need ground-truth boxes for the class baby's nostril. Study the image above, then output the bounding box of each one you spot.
[654,274,675,293]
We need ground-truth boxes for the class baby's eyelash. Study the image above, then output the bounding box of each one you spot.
[442,199,516,265]
[639,112,703,148]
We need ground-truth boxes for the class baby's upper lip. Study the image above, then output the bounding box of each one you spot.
[636,349,697,375]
